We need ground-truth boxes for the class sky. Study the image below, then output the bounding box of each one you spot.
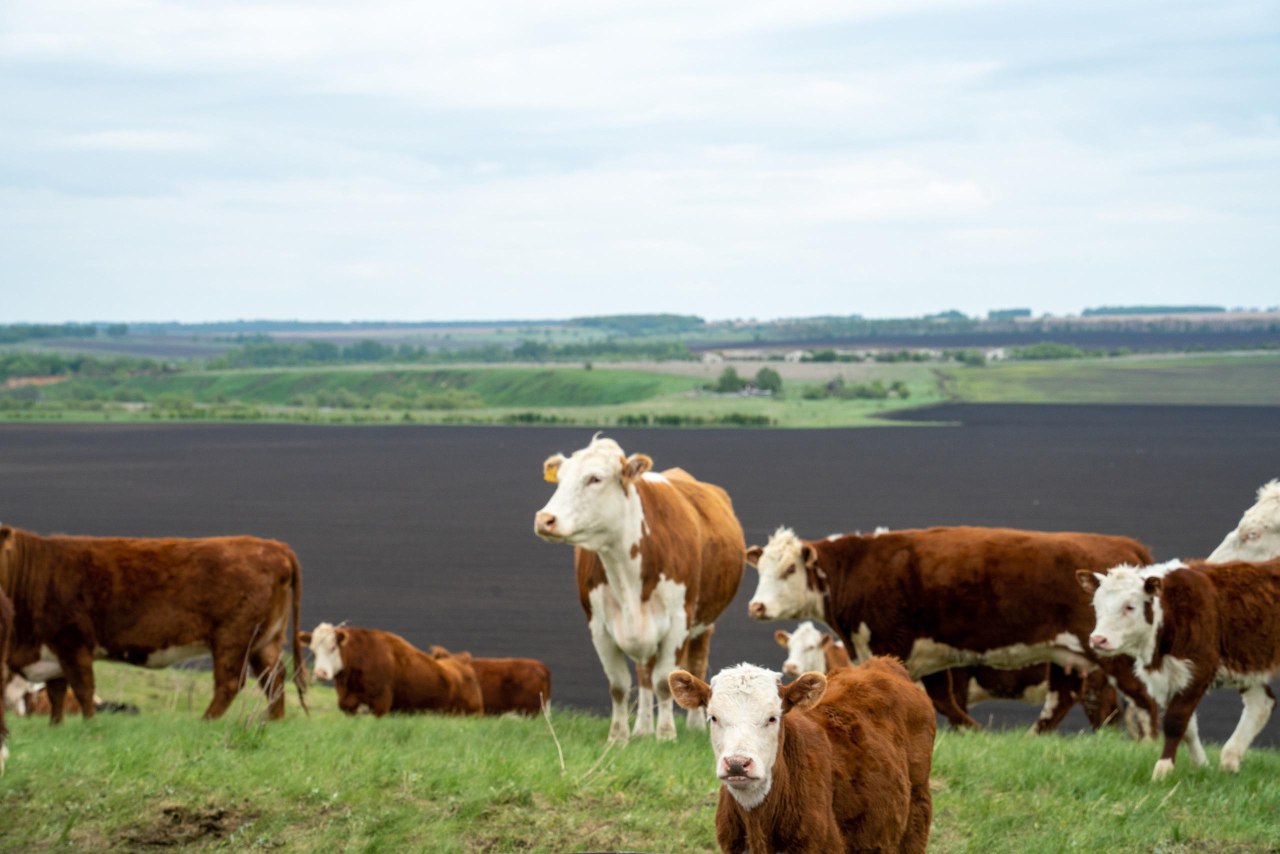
[2,1,1277,324]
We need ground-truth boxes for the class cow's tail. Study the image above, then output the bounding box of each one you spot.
[289,551,310,715]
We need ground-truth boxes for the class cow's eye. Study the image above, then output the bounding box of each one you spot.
[1123,604,1135,613]
[708,715,718,724]
[586,475,601,486]
[783,566,796,577]
[1244,531,1260,541]
[767,716,778,725]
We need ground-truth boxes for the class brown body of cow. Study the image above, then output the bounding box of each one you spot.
[430,646,551,715]
[306,627,483,716]
[0,526,307,723]
[750,526,1158,733]
[928,664,1120,731]
[1,589,11,773]
[675,657,935,853]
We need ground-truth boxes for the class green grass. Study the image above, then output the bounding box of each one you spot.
[3,664,1280,852]
[940,352,1280,405]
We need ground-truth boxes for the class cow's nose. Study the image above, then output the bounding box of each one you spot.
[748,602,767,620]
[1089,634,1110,651]
[782,662,799,676]
[535,512,557,534]
[724,755,753,776]
[315,669,330,680]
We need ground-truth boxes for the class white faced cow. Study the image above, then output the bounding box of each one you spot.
[774,621,855,677]
[1208,479,1280,562]
[534,435,744,742]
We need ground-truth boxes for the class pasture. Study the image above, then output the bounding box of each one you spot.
[2,405,1279,850]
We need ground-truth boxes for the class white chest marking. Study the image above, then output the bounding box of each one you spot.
[588,577,689,662]
[1139,656,1194,706]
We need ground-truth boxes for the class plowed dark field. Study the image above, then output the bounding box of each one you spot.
[2,404,1277,742]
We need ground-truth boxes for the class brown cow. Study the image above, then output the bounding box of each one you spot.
[671,658,935,853]
[430,646,551,715]
[0,525,307,723]
[302,624,483,716]
[747,526,1158,735]
[1081,558,1280,780]
[535,436,745,742]
[1,588,11,774]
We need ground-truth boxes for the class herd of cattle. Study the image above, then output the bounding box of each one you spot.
[2,433,1279,851]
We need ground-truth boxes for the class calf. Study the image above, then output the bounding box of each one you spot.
[302,624,482,716]
[4,675,139,717]
[774,622,853,677]
[429,647,551,715]
[1080,558,1280,780]
[670,659,934,853]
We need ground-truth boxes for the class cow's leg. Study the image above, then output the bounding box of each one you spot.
[589,619,632,743]
[1183,712,1208,768]
[681,628,714,731]
[1105,660,1158,740]
[1031,666,1079,734]
[249,644,287,720]
[650,633,687,742]
[44,678,69,725]
[56,647,98,722]
[1220,684,1275,773]
[1153,685,1206,781]
[923,671,979,729]
[633,661,655,737]
[204,644,247,720]
[1081,671,1121,730]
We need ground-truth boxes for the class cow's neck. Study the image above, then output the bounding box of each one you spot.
[592,486,648,603]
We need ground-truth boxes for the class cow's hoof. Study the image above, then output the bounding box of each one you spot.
[1220,750,1243,774]
[656,725,677,742]
[608,724,630,745]
[1151,759,1174,782]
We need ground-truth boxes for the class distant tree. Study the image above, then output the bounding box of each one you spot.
[711,367,747,393]
[754,367,782,394]
[105,323,129,338]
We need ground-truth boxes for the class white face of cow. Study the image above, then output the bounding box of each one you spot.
[4,674,35,715]
[1207,479,1280,563]
[669,664,826,811]
[747,528,822,622]
[1079,564,1173,663]
[775,622,826,677]
[534,436,650,553]
[307,623,345,681]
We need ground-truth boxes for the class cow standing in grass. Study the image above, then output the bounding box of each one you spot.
[1208,479,1280,562]
[1080,558,1280,781]
[535,436,744,742]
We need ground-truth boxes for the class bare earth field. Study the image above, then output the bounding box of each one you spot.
[1,404,1278,743]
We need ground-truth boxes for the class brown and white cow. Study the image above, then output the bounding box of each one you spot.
[747,526,1158,734]
[430,645,552,716]
[302,624,483,716]
[1208,479,1280,562]
[774,621,854,677]
[535,435,745,742]
[0,525,307,722]
[1080,558,1280,780]
[4,674,139,718]
[0,588,11,774]
[670,658,935,853]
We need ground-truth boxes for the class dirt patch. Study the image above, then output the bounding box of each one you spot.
[120,802,253,847]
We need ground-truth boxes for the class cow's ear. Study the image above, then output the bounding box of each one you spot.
[780,672,826,714]
[543,454,565,484]
[668,670,712,710]
[298,631,312,645]
[1143,576,1163,597]
[429,645,450,659]
[623,453,652,481]
[801,544,819,568]
[746,545,764,566]
[0,526,11,547]
[453,651,473,664]
[819,633,833,648]
[336,629,348,646]
[774,630,791,648]
[1076,570,1102,594]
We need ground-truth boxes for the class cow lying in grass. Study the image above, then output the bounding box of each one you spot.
[430,646,551,715]
[302,624,482,716]
[4,674,138,717]
[1080,558,1280,781]
[670,658,934,853]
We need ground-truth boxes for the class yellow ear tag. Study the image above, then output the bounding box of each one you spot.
[544,468,559,484]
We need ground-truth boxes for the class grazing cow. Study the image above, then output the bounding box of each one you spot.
[747,526,1158,734]
[670,659,935,853]
[1,589,11,774]
[0,525,307,723]
[430,646,552,715]
[1080,558,1280,780]
[4,674,139,717]
[1208,479,1280,562]
[534,435,745,742]
[302,624,482,716]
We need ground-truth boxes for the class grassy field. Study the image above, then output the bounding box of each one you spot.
[3,663,1279,852]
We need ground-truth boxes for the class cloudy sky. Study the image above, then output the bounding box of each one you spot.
[3,1,1277,324]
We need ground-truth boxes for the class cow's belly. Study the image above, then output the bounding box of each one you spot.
[591,578,689,662]
[906,634,1092,679]
[967,677,1050,707]
[20,642,211,680]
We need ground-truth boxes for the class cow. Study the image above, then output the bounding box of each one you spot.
[1,588,11,774]
[774,621,854,677]
[670,658,935,853]
[1208,479,1280,562]
[746,525,1159,735]
[301,624,483,716]
[430,646,552,716]
[0,525,307,723]
[534,435,745,742]
[4,674,139,717]
[1080,558,1280,781]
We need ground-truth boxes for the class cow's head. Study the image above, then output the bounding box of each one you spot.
[305,623,347,681]
[534,435,652,552]
[747,528,824,622]
[774,621,828,677]
[1078,561,1182,662]
[1207,479,1280,563]
[670,663,826,811]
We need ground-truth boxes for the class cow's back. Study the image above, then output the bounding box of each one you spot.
[376,631,482,715]
[471,657,551,715]
[812,657,936,851]
[1185,560,1280,672]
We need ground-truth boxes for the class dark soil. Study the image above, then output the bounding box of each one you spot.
[1,404,1277,742]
